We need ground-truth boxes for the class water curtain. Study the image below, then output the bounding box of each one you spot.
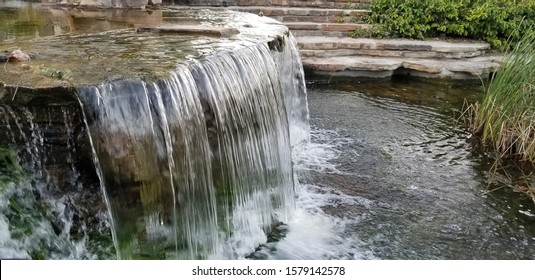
[77,35,308,259]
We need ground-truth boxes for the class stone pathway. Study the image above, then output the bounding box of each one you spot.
[173,0,504,80]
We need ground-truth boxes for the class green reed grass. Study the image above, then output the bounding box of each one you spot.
[468,30,535,163]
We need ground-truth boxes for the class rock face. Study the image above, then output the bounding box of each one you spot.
[0,85,107,259]
[0,87,95,192]
[173,0,237,5]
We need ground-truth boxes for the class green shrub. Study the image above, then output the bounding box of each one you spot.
[365,0,535,48]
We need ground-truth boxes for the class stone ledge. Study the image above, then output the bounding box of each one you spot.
[291,30,348,37]
[300,48,485,59]
[172,5,369,16]
[237,0,371,9]
[137,25,240,37]
[297,37,491,55]
[285,22,371,31]
[302,55,504,79]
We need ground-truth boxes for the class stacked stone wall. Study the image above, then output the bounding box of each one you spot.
[42,0,372,8]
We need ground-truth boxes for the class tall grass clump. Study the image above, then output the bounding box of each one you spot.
[468,30,535,163]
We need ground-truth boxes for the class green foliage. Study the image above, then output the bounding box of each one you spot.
[346,2,369,9]
[348,26,383,38]
[349,13,370,23]
[0,147,24,190]
[0,146,58,259]
[467,30,535,162]
[366,0,535,48]
[38,65,72,80]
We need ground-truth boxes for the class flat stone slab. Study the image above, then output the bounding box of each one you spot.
[285,22,371,31]
[291,30,349,37]
[302,55,504,79]
[0,9,288,88]
[299,48,486,59]
[297,36,491,56]
[137,25,240,37]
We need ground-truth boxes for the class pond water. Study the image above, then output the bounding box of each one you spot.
[0,1,167,43]
[262,80,535,260]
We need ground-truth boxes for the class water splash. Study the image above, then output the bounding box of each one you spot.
[0,105,102,259]
[251,129,375,260]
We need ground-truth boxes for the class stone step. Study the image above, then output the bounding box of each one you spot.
[302,55,503,80]
[233,6,369,16]
[297,37,491,59]
[176,0,371,9]
[169,6,370,23]
[285,22,370,32]
[270,14,367,23]
[291,30,349,37]
[236,0,371,9]
[300,49,490,59]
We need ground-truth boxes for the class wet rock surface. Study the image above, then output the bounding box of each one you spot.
[0,8,287,88]
[0,5,296,259]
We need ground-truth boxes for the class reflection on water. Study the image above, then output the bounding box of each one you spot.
[0,2,164,43]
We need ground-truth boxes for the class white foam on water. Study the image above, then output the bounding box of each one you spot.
[0,177,97,259]
[268,184,374,260]
[262,129,375,260]
[292,129,355,175]
[0,215,29,259]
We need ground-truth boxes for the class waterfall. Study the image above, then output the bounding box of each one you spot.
[75,33,307,259]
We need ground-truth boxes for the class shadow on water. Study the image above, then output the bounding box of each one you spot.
[296,79,535,259]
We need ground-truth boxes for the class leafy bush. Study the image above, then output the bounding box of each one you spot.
[365,0,535,48]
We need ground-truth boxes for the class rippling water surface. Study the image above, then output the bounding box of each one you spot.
[263,80,535,260]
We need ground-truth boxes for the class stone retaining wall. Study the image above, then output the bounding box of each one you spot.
[42,0,371,8]
[42,0,162,8]
[175,0,372,6]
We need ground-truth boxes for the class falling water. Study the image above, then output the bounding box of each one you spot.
[0,104,107,259]
[75,34,306,259]
[272,34,310,146]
